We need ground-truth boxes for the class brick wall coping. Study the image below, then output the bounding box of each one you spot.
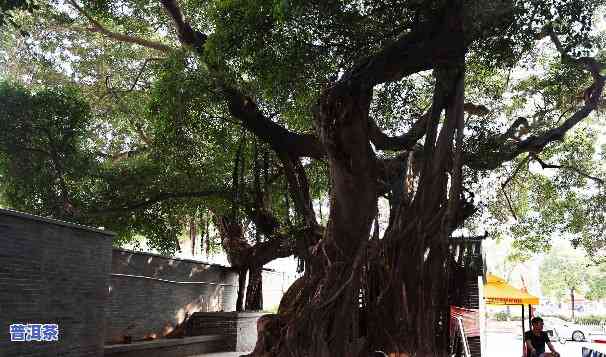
[112,248,293,274]
[192,311,267,318]
[111,273,238,287]
[0,208,115,236]
[113,247,235,269]
[104,335,225,353]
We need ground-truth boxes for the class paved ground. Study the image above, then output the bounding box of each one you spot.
[192,332,606,357]
[486,332,606,357]
[192,352,249,357]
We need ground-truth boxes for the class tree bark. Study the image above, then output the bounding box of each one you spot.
[246,266,264,311]
[244,79,381,357]
[237,268,247,312]
[571,288,576,320]
[213,213,313,312]
[189,218,196,256]
[214,214,251,312]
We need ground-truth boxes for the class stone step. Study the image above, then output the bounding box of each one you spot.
[104,334,228,357]
[190,353,249,357]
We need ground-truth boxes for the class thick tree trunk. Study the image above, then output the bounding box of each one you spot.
[242,6,470,355]
[214,214,251,312]
[214,213,299,313]
[242,82,381,357]
[237,268,248,312]
[189,218,196,256]
[246,61,467,357]
[245,266,264,311]
[571,288,575,320]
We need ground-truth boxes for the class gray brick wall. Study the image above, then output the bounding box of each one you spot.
[0,208,292,355]
[0,209,113,357]
[190,312,264,352]
[106,250,238,344]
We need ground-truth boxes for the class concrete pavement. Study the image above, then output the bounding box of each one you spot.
[486,331,605,357]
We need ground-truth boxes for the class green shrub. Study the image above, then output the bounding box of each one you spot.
[542,314,606,324]
[574,315,606,325]
[494,311,510,321]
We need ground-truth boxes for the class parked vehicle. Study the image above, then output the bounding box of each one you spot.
[543,325,567,344]
[543,316,599,342]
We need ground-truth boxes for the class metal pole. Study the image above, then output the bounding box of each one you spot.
[456,316,472,357]
[522,305,525,355]
[528,304,532,329]
[522,304,525,332]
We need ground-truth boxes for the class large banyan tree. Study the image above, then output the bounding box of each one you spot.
[1,0,606,355]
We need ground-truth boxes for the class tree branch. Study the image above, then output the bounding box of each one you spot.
[158,0,326,160]
[221,87,325,159]
[500,156,529,221]
[338,9,462,88]
[369,111,430,151]
[370,102,490,152]
[499,117,529,143]
[444,67,466,233]
[89,189,230,215]
[246,236,294,267]
[277,154,318,228]
[532,155,604,185]
[96,147,147,163]
[219,205,320,268]
[504,157,528,188]
[247,225,323,268]
[464,46,605,170]
[159,0,206,51]
[548,26,605,79]
[463,103,490,116]
[336,0,511,90]
[67,0,173,53]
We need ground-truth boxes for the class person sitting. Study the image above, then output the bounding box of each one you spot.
[524,317,560,357]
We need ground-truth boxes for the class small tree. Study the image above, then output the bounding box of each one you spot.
[540,247,587,319]
[587,264,606,302]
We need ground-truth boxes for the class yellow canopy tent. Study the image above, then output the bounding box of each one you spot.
[484,273,540,355]
[484,273,539,306]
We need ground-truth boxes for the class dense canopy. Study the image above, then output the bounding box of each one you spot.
[1,0,606,355]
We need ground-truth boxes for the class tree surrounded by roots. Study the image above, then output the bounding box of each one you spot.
[1,0,606,356]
